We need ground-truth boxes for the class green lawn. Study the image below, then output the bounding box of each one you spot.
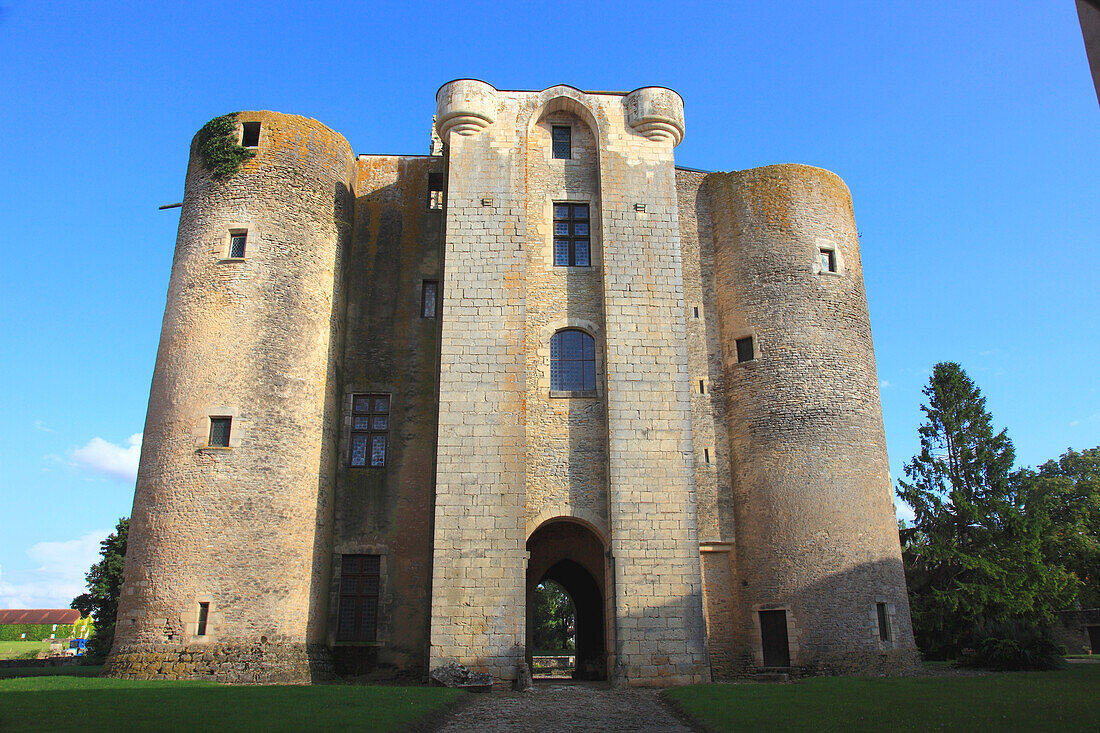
[0,676,464,733]
[0,641,50,660]
[0,665,103,679]
[664,664,1100,732]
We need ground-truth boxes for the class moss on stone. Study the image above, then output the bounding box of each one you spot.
[195,114,255,179]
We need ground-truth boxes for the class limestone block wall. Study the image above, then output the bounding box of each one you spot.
[704,164,919,674]
[430,81,529,682]
[106,111,355,683]
[328,154,444,678]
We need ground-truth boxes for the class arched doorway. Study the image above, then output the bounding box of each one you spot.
[526,519,608,680]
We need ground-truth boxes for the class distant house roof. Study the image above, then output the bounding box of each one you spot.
[0,609,81,625]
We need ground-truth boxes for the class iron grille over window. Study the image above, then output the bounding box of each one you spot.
[550,329,596,391]
[351,394,389,467]
[337,555,380,641]
[552,126,571,159]
[553,203,590,267]
[229,232,247,259]
[422,280,438,318]
[208,417,231,447]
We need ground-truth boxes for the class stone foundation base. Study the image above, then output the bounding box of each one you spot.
[103,641,334,683]
[722,647,922,679]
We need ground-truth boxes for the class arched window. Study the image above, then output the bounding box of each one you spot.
[550,329,596,391]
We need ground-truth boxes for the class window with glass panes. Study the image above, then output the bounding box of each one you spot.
[337,554,380,641]
[350,394,389,467]
[229,231,247,259]
[550,329,596,391]
[208,417,231,447]
[552,126,571,159]
[553,203,590,267]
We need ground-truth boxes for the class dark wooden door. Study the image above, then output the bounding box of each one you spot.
[759,610,791,667]
[1088,625,1100,653]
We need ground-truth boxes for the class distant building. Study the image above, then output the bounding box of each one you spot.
[0,609,81,640]
[106,81,919,686]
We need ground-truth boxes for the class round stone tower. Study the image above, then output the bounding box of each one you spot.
[705,164,919,674]
[104,112,355,682]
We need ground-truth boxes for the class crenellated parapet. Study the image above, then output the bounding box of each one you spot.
[435,79,498,139]
[624,87,685,146]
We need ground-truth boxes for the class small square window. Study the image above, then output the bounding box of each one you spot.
[552,126,571,159]
[422,280,438,318]
[820,248,836,273]
[208,417,231,447]
[229,231,247,259]
[736,336,754,363]
[241,122,260,148]
[351,394,389,467]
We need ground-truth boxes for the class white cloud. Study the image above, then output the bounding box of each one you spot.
[71,433,142,483]
[879,379,891,389]
[0,531,107,609]
[1070,413,1098,427]
[33,420,56,433]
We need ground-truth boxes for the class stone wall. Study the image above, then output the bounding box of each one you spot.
[107,111,356,682]
[703,164,919,675]
[327,154,444,678]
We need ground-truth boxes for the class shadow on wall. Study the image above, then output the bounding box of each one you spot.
[715,556,921,677]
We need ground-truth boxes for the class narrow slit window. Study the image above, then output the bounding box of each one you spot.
[422,280,439,318]
[428,171,444,210]
[208,417,231,447]
[820,248,836,273]
[736,336,754,363]
[693,307,700,318]
[197,602,209,636]
[241,122,261,148]
[877,602,890,641]
[704,448,710,464]
[351,394,389,467]
[229,231,247,259]
[699,379,706,394]
[552,126,571,159]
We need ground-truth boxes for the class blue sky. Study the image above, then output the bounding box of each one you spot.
[1,1,1097,609]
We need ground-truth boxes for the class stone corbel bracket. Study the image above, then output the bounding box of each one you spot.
[436,79,498,139]
[624,87,685,146]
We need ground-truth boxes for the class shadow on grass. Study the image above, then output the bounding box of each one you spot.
[0,677,464,733]
[663,664,1100,733]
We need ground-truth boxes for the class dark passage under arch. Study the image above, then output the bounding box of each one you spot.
[526,520,607,680]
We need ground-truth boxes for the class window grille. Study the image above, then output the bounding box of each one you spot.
[229,232,247,259]
[208,417,231,447]
[422,281,438,318]
[351,394,389,467]
[553,203,590,267]
[337,555,380,641]
[552,126,571,159]
[550,329,596,391]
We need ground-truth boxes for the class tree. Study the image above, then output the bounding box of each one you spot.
[71,517,128,658]
[531,581,575,652]
[1015,447,1100,609]
[897,363,1074,658]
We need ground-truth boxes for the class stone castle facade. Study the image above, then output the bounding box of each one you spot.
[104,81,919,685]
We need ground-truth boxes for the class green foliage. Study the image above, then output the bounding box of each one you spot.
[0,625,76,642]
[71,518,128,659]
[1014,447,1100,608]
[0,677,462,733]
[531,581,575,652]
[195,114,255,179]
[663,665,1100,733]
[897,363,1076,658]
[960,619,1067,671]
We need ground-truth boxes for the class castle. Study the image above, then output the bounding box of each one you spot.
[104,81,919,686]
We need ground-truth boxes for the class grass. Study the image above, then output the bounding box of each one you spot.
[664,664,1100,732]
[0,676,464,733]
[0,641,50,660]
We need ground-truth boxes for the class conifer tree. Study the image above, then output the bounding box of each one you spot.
[71,517,128,658]
[897,363,1073,657]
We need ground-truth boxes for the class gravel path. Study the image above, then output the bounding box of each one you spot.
[434,681,694,733]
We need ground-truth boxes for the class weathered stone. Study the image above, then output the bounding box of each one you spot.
[431,663,494,692]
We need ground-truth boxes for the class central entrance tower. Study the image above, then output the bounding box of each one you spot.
[428,81,710,686]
